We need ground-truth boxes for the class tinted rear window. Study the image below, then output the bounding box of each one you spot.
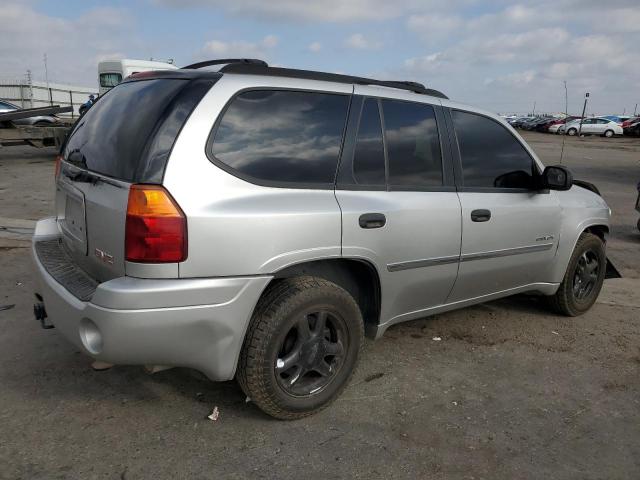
[382,99,443,187]
[210,90,350,187]
[63,79,191,182]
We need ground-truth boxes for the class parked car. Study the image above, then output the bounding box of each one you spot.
[601,115,631,125]
[621,116,640,129]
[0,99,59,126]
[536,117,571,133]
[510,116,534,128]
[548,116,583,134]
[32,60,612,419]
[623,120,640,136]
[560,118,623,137]
[519,116,547,131]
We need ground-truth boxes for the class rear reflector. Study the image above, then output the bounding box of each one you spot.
[125,185,187,263]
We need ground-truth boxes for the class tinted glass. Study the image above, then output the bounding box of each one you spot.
[452,110,535,189]
[63,79,188,182]
[212,90,349,186]
[0,101,15,109]
[382,99,443,187]
[352,98,385,186]
[99,73,122,88]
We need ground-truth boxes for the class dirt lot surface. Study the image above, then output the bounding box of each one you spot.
[1,132,639,479]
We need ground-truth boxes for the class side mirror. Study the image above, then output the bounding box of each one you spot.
[541,165,573,191]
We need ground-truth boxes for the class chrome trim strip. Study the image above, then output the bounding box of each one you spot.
[386,243,554,272]
[387,255,460,272]
[461,243,554,262]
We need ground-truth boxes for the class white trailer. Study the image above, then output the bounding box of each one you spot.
[98,59,178,95]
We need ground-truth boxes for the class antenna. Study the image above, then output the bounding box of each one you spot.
[559,80,568,165]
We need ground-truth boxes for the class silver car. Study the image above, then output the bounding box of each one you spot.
[0,99,59,126]
[32,61,611,419]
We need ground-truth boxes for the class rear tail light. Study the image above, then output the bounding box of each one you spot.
[54,155,62,180]
[125,185,187,263]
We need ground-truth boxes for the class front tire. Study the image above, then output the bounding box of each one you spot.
[567,127,578,136]
[237,276,364,419]
[547,233,606,316]
[603,129,614,138]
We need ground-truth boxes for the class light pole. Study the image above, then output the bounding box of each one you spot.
[578,92,589,137]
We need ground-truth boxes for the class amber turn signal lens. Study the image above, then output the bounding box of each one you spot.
[125,185,187,263]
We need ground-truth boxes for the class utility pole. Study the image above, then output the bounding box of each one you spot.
[43,53,53,106]
[532,100,536,116]
[43,53,50,88]
[635,103,638,116]
[578,92,589,137]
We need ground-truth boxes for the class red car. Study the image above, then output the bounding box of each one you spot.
[621,116,640,128]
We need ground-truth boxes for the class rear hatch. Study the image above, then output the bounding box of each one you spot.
[57,74,216,282]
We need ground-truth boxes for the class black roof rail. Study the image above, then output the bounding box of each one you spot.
[182,58,268,70]
[218,63,448,99]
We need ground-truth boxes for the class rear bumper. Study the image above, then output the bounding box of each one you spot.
[31,218,271,381]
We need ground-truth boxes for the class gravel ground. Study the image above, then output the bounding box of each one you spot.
[0,132,639,479]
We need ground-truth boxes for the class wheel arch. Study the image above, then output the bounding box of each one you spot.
[553,221,609,284]
[269,258,382,338]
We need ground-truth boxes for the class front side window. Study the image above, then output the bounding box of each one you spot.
[382,99,443,187]
[99,73,123,88]
[352,98,385,186]
[211,90,350,186]
[452,110,535,189]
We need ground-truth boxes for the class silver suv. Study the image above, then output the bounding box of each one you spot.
[32,59,612,419]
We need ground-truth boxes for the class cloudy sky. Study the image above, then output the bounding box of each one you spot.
[2,0,639,115]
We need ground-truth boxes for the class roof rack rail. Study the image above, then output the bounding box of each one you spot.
[218,63,448,99]
[182,58,268,70]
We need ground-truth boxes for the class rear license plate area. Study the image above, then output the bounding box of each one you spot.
[59,185,87,254]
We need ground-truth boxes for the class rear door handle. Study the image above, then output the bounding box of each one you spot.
[359,213,386,229]
[471,209,491,222]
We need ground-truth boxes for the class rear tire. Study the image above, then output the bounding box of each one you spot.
[547,233,606,316]
[567,127,578,136]
[237,276,364,420]
[604,129,614,138]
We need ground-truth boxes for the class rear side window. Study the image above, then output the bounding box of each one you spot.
[452,110,535,189]
[211,90,350,187]
[382,99,443,187]
[63,79,202,182]
[352,98,385,186]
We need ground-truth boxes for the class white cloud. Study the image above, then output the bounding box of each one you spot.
[308,42,322,53]
[407,14,462,38]
[153,0,460,22]
[202,35,278,58]
[344,33,382,50]
[0,2,135,86]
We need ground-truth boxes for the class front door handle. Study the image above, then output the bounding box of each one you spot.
[359,213,386,229]
[471,209,491,222]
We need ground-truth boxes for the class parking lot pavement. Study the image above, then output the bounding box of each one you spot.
[1,135,639,479]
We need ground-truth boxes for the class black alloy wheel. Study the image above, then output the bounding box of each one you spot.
[572,250,600,300]
[275,310,346,397]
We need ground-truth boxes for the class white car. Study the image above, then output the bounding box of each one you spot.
[548,123,564,134]
[560,118,623,137]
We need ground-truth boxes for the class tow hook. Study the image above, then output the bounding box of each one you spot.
[33,293,54,329]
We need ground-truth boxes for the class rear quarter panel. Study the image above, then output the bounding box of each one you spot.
[163,75,351,277]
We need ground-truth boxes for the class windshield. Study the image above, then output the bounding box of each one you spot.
[99,72,123,88]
